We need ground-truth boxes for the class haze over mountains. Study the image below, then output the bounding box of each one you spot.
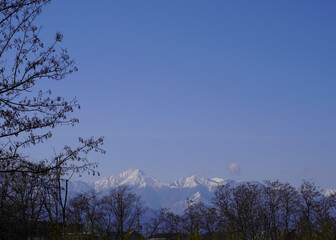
[69,168,257,213]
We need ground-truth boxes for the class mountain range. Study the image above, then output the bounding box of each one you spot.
[68,168,245,213]
[68,168,334,214]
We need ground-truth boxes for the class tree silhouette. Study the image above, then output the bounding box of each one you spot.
[101,185,144,240]
[0,0,104,176]
[0,1,104,238]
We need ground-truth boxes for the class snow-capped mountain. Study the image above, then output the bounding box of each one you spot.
[69,169,336,215]
[171,175,222,191]
[69,169,247,214]
[93,168,169,191]
[325,189,336,197]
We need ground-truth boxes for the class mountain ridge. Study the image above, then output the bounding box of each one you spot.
[69,168,336,214]
[69,169,336,214]
[88,168,233,191]
[69,168,242,213]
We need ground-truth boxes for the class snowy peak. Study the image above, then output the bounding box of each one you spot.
[171,175,222,191]
[93,170,231,193]
[118,168,145,179]
[69,169,265,214]
[87,169,249,193]
[117,168,147,185]
[211,177,226,184]
[94,169,167,191]
[172,175,205,188]
[117,168,161,187]
[325,189,336,197]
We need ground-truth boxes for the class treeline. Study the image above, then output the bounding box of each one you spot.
[0,0,104,238]
[0,170,144,240]
[1,173,336,240]
[145,180,336,240]
[0,171,75,240]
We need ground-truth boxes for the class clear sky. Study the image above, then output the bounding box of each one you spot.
[32,0,336,189]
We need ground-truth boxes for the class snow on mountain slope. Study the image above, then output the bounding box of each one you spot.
[68,168,258,214]
[171,175,220,191]
[94,168,168,191]
[190,191,202,202]
[325,189,336,197]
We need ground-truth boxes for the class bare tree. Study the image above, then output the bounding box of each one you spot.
[161,208,183,236]
[0,173,13,238]
[296,180,321,239]
[213,183,234,235]
[0,1,105,238]
[183,199,202,237]
[214,183,265,240]
[68,190,104,237]
[0,172,50,239]
[277,181,298,238]
[198,203,218,240]
[313,193,336,239]
[144,208,167,238]
[101,185,144,240]
[0,0,104,176]
[182,200,218,240]
[262,180,286,240]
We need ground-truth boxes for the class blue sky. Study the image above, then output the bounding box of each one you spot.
[33,1,336,189]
